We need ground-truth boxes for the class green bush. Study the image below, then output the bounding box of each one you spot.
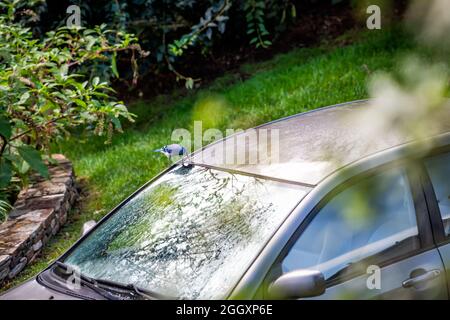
[0,1,144,215]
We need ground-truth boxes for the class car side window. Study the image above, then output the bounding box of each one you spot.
[424,152,450,236]
[281,167,420,282]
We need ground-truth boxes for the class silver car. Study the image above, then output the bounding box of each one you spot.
[2,100,450,300]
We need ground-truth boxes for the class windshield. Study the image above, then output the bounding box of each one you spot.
[63,165,309,299]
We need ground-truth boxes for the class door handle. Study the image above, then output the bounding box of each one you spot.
[402,269,441,288]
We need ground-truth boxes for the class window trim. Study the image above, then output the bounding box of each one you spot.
[262,160,433,296]
[420,146,450,245]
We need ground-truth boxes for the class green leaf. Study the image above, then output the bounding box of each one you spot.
[17,145,49,178]
[17,160,30,174]
[18,92,30,105]
[185,78,194,90]
[92,76,100,86]
[59,64,68,77]
[110,116,122,131]
[74,99,87,108]
[0,159,12,188]
[291,4,297,18]
[111,52,119,78]
[114,103,128,113]
[0,116,11,139]
[280,9,286,23]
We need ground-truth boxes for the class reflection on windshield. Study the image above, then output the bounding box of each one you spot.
[64,165,309,299]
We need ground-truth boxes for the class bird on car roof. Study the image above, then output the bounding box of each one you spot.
[154,144,190,165]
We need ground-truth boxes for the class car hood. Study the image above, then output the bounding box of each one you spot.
[0,278,80,300]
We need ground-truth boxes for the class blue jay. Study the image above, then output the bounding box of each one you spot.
[154,144,190,164]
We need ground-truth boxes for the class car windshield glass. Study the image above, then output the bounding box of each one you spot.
[63,165,309,299]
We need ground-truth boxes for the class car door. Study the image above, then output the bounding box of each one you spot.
[421,148,450,294]
[263,163,448,299]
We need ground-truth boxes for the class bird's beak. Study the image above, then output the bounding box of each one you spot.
[153,149,162,152]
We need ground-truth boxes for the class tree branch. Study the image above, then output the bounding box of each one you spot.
[67,44,148,68]
[10,115,68,142]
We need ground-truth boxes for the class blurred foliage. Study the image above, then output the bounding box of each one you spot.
[361,0,450,155]
[192,94,229,128]
[0,0,145,210]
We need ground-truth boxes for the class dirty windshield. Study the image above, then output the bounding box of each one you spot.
[64,165,309,299]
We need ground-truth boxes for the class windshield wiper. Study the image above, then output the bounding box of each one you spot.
[54,261,158,300]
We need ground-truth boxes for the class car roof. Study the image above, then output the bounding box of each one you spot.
[191,100,450,186]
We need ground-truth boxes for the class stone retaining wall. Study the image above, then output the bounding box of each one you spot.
[0,154,78,286]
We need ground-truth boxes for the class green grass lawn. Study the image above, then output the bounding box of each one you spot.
[1,27,415,291]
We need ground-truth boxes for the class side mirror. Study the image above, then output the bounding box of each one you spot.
[81,220,96,236]
[268,269,326,299]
